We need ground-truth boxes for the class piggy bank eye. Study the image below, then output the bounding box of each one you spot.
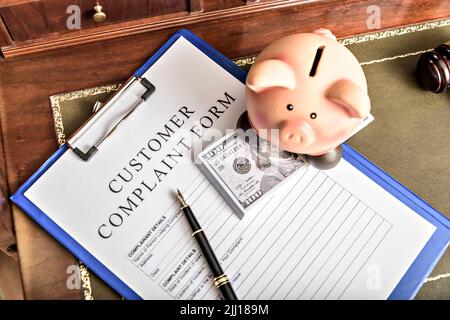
[287,104,294,111]
[310,112,317,119]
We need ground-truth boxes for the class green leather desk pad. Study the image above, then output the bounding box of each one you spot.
[50,20,450,299]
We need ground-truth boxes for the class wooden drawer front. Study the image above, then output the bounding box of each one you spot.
[0,0,193,41]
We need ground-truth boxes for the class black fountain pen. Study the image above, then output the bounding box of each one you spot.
[176,189,238,300]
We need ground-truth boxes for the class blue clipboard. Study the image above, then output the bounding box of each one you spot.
[11,29,450,300]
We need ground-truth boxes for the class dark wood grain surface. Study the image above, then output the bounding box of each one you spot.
[1,0,197,41]
[3,0,450,58]
[0,0,448,299]
[0,114,15,259]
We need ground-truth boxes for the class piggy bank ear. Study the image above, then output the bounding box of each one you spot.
[313,28,337,40]
[246,59,296,93]
[325,79,371,119]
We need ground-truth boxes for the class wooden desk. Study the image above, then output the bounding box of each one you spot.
[0,0,448,299]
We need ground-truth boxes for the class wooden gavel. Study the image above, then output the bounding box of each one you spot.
[417,42,450,93]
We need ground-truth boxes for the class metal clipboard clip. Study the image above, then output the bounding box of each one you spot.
[67,76,155,161]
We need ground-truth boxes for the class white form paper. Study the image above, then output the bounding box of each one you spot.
[24,36,435,299]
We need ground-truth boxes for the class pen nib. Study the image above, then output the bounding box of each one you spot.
[176,189,187,207]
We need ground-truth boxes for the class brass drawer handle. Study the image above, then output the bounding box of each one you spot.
[93,2,106,22]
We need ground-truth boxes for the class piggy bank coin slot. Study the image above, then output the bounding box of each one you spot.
[309,46,325,77]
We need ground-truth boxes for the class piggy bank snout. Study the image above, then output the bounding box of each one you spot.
[279,121,315,147]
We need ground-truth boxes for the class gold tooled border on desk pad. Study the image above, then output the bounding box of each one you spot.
[359,49,433,65]
[49,18,450,300]
[339,18,450,45]
[50,83,122,147]
[79,263,93,300]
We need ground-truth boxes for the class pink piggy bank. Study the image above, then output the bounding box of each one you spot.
[242,29,371,169]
